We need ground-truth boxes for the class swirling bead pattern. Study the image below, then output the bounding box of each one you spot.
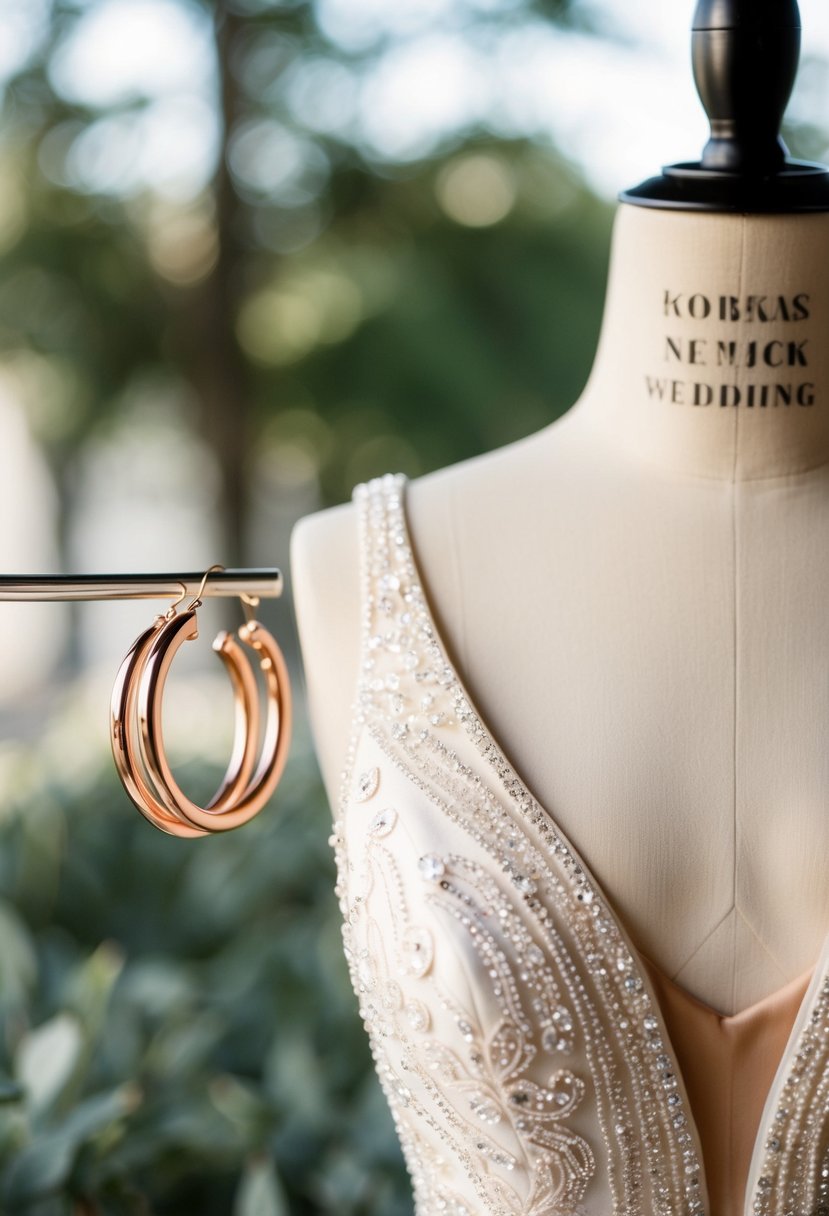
[328,471,829,1216]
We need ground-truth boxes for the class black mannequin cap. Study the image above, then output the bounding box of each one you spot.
[692,0,800,30]
[619,0,829,212]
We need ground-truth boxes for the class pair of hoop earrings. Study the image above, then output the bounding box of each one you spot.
[110,567,292,837]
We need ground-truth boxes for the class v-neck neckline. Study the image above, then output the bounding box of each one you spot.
[390,468,829,1216]
[637,945,816,1025]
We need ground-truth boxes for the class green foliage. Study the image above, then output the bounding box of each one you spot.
[0,714,412,1214]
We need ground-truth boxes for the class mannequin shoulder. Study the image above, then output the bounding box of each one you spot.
[289,497,359,638]
[288,436,536,628]
[289,499,364,798]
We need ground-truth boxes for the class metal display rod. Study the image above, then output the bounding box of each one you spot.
[0,569,283,603]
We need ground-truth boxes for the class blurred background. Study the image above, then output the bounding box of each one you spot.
[0,0,826,1211]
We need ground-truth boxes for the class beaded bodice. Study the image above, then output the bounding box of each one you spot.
[328,471,829,1216]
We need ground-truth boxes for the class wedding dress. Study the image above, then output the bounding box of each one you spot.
[328,471,829,1216]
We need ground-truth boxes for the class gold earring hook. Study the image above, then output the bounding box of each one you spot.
[240,591,260,626]
[187,563,225,613]
[163,581,188,621]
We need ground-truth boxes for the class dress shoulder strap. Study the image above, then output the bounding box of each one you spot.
[350,471,408,722]
[334,472,408,814]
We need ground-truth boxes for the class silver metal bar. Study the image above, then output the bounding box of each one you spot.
[0,568,283,603]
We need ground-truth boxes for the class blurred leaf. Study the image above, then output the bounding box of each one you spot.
[234,1155,288,1216]
[63,940,125,1039]
[146,1009,227,1078]
[15,1013,83,1117]
[2,1083,139,1204]
[209,1074,274,1143]
[0,1076,24,1105]
[0,900,38,1011]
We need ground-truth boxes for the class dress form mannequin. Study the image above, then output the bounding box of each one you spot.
[292,196,829,1008]
[290,4,829,1213]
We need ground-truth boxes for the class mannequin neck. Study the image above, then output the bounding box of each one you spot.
[565,203,829,480]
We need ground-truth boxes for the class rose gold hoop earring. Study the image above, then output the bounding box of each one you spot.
[136,589,292,832]
[110,570,263,837]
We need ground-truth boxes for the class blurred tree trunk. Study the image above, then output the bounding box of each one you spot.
[177,2,251,567]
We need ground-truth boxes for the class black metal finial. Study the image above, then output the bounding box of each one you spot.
[693,0,800,174]
[620,0,829,213]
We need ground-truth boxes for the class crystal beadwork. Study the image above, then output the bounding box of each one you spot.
[327,471,829,1216]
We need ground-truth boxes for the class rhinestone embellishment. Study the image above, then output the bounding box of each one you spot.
[418,854,446,881]
[401,926,434,978]
[354,766,380,802]
[368,807,398,836]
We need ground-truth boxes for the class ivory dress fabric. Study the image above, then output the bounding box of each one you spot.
[328,471,829,1216]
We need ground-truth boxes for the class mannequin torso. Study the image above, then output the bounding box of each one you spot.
[292,203,829,1022]
[291,202,829,1212]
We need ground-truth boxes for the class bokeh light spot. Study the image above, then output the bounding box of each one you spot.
[236,267,363,365]
[144,200,219,286]
[237,290,321,366]
[48,0,214,108]
[435,152,517,226]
